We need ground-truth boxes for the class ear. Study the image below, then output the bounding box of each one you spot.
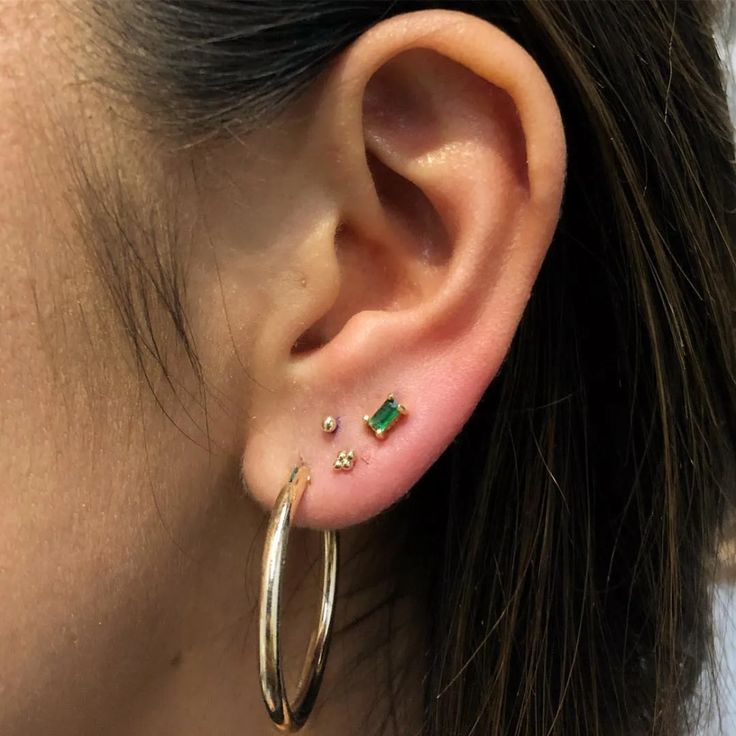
[241,9,565,528]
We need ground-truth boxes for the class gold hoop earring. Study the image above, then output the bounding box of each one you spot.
[259,465,339,732]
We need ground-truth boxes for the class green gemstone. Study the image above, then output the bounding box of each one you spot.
[365,395,405,437]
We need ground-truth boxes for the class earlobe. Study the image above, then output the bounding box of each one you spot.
[241,10,565,529]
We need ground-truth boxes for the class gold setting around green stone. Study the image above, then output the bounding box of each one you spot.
[363,393,407,440]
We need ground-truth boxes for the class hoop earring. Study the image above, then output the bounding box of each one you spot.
[259,465,339,732]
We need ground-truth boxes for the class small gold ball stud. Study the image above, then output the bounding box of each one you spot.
[321,416,338,433]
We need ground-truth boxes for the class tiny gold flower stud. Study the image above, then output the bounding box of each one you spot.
[333,450,355,471]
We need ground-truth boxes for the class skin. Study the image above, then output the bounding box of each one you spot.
[0,3,565,735]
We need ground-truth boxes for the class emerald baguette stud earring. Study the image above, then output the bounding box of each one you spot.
[363,394,407,440]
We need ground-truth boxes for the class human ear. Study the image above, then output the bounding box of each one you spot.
[240,9,566,528]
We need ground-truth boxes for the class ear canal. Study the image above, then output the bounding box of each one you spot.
[291,218,411,355]
[292,157,451,355]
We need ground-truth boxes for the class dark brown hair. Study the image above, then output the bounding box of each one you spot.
[84,1,736,734]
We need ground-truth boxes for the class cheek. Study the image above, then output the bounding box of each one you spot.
[0,12,226,729]
[0,300,234,733]
[0,250,153,723]
[0,168,248,732]
[0,9,266,732]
